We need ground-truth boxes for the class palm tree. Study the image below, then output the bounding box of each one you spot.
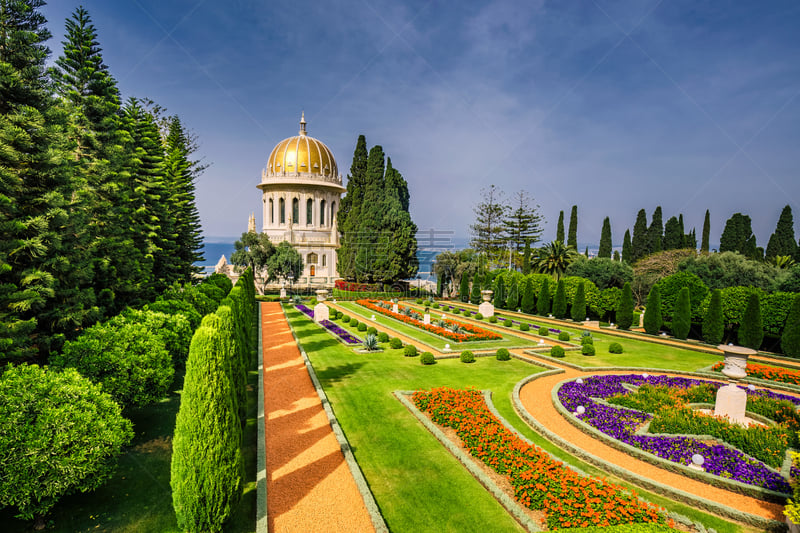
[532,241,579,280]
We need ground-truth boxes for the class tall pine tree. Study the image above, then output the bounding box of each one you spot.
[503,190,543,252]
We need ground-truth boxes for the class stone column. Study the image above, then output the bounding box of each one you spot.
[313,289,329,323]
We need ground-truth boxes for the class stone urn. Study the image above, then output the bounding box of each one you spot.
[478,290,494,318]
[713,344,756,425]
[315,289,328,303]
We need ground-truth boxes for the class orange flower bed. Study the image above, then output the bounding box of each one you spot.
[357,300,502,342]
[711,361,800,386]
[412,387,669,530]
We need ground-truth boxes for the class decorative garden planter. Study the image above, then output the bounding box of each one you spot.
[313,289,329,323]
[478,290,494,318]
[713,344,757,425]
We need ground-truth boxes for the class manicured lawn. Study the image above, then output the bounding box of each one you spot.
[287,306,755,533]
[2,370,260,533]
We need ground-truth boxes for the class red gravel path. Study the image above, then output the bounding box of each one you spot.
[261,302,374,533]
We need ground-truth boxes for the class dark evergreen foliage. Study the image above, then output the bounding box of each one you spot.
[470,184,508,260]
[553,279,567,318]
[537,278,550,315]
[567,205,578,249]
[738,292,763,350]
[672,287,691,340]
[616,282,634,330]
[632,209,649,261]
[648,206,663,254]
[598,217,612,258]
[494,275,506,309]
[571,282,586,322]
[622,229,632,263]
[766,205,797,259]
[522,240,531,275]
[702,289,724,345]
[521,277,535,314]
[503,190,543,253]
[701,209,710,253]
[720,213,757,257]
[643,286,662,335]
[663,216,683,250]
[556,210,565,244]
[781,295,800,357]
[459,272,470,303]
[470,273,481,305]
[506,277,519,310]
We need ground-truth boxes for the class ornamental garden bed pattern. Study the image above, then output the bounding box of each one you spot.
[436,303,564,335]
[295,304,361,344]
[556,374,800,494]
[357,300,501,342]
[711,361,800,387]
[412,387,670,530]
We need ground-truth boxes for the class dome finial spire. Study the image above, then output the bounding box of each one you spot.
[299,111,307,135]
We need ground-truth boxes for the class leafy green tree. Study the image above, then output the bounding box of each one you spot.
[521,278,535,314]
[337,135,368,280]
[701,209,710,253]
[565,257,633,290]
[648,206,663,254]
[781,295,800,357]
[672,287,691,340]
[571,282,586,321]
[622,229,632,263]
[663,216,683,250]
[598,287,621,322]
[738,292,763,350]
[459,272,470,303]
[537,278,550,315]
[533,241,579,280]
[0,364,133,528]
[506,276,519,311]
[556,210,565,244]
[652,271,709,323]
[503,190,543,253]
[108,309,192,367]
[703,289,724,345]
[643,286,662,335]
[679,251,782,291]
[494,275,506,309]
[632,208,649,261]
[266,241,304,285]
[171,324,243,532]
[598,217,612,258]
[470,273,481,304]
[567,205,578,249]
[231,231,275,293]
[616,282,634,330]
[552,279,567,318]
[720,213,757,257]
[766,205,797,260]
[470,184,509,262]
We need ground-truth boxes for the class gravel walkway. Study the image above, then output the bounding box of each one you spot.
[261,302,375,533]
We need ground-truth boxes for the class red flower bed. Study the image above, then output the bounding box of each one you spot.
[712,361,800,386]
[357,300,501,343]
[412,388,669,530]
[335,279,384,292]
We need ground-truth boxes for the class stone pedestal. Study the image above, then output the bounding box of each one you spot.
[638,313,644,328]
[280,288,286,299]
[313,303,329,323]
[479,290,494,317]
[392,303,399,314]
[423,313,431,325]
[713,384,748,424]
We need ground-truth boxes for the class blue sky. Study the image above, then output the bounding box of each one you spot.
[40,1,800,249]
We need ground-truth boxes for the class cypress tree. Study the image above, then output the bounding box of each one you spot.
[648,206,663,254]
[781,295,800,357]
[632,209,649,261]
[703,289,724,345]
[213,307,247,424]
[521,278,535,314]
[522,240,531,275]
[643,286,662,335]
[598,217,612,258]
[701,209,711,253]
[672,287,691,340]
[337,135,368,280]
[552,279,567,319]
[678,214,686,247]
[556,210,565,244]
[616,282,634,330]
[685,228,698,250]
[380,158,418,282]
[738,292,763,350]
[571,282,586,322]
[537,278,550,316]
[720,213,755,255]
[354,145,386,282]
[506,277,519,311]
[470,273,481,305]
[766,205,797,259]
[171,324,243,532]
[613,250,620,261]
[494,275,506,309]
[436,276,443,298]
[459,274,470,303]
[622,229,632,263]
[567,205,578,250]
[663,216,683,250]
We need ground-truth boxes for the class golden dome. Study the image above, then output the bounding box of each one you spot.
[266,113,338,179]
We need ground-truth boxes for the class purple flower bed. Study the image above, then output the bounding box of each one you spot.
[440,304,562,334]
[557,374,796,493]
[295,304,361,344]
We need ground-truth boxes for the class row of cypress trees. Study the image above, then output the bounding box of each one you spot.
[1,3,205,363]
[170,269,257,532]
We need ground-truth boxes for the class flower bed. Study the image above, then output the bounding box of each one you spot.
[295,304,361,344]
[357,300,501,342]
[438,303,563,334]
[412,387,668,530]
[711,361,800,386]
[557,375,798,493]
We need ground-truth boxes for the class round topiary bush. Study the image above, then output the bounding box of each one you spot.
[420,352,436,365]
[558,331,570,341]
[520,323,530,332]
[488,315,498,323]
[340,314,350,323]
[608,342,624,354]
[550,345,565,358]
[504,319,513,327]
[367,326,377,336]
[350,318,359,327]
[496,348,510,361]
[460,350,475,363]
[389,337,403,349]
[538,326,549,336]
[582,344,596,356]
[378,332,390,343]
[475,312,483,320]
[416,298,423,304]
[357,322,368,332]
[581,336,594,346]
[404,344,418,357]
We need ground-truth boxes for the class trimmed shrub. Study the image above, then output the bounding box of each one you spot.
[496,348,510,361]
[475,312,484,320]
[550,345,565,358]
[571,282,587,322]
[357,322,368,332]
[197,282,226,304]
[643,286,662,335]
[470,273,481,304]
[340,314,350,323]
[672,287,691,340]
[403,344,418,357]
[494,275,507,309]
[367,326,377,336]
[521,278,535,314]
[146,298,202,329]
[537,278,551,316]
[782,295,800,357]
[389,337,403,349]
[609,342,624,354]
[520,323,530,332]
[738,292,764,350]
[504,318,513,327]
[110,309,193,367]
[506,278,519,311]
[208,309,247,423]
[0,364,133,523]
[580,335,594,345]
[703,289,725,345]
[582,344,596,356]
[488,315,498,323]
[616,282,634,330]
[552,279,567,318]
[420,351,436,365]
[558,331,570,342]
[205,272,233,295]
[350,318,359,327]
[378,332,390,343]
[460,350,475,363]
[538,326,549,336]
[416,298,423,304]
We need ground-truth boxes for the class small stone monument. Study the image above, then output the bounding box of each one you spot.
[478,290,494,318]
[638,312,645,328]
[392,298,399,314]
[713,344,756,425]
[423,313,431,325]
[313,289,329,323]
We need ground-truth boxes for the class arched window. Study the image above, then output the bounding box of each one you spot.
[269,198,274,224]
[307,252,318,264]
[331,201,336,223]
[320,199,326,226]
[279,198,285,224]
[306,198,313,225]
[292,198,299,225]
[322,254,326,267]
